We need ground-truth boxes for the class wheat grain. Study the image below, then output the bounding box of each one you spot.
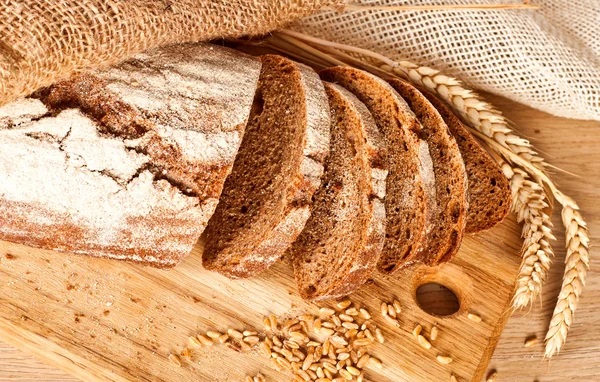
[524,335,537,347]
[417,335,432,349]
[359,308,371,320]
[486,370,498,382]
[431,326,439,341]
[450,374,458,382]
[467,313,482,323]
[437,355,453,364]
[337,300,352,310]
[168,353,181,367]
[413,325,422,338]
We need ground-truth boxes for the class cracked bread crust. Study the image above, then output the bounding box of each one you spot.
[202,55,330,279]
[0,43,261,267]
[389,79,468,266]
[291,83,387,301]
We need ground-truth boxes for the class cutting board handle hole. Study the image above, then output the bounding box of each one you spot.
[415,282,460,316]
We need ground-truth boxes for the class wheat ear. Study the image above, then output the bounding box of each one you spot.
[263,30,589,357]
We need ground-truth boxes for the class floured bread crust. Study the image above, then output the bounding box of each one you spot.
[0,43,261,267]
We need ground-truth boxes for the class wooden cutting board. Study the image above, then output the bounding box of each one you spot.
[0,215,522,382]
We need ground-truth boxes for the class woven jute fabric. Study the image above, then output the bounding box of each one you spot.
[294,0,600,121]
[0,0,341,106]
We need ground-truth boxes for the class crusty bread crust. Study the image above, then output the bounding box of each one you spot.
[0,43,261,267]
[292,83,387,301]
[320,67,436,274]
[425,93,511,233]
[202,56,330,278]
[389,79,468,265]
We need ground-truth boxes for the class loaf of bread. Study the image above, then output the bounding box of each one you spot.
[320,67,436,274]
[389,79,468,265]
[0,43,261,267]
[202,55,330,278]
[425,93,511,232]
[291,82,387,300]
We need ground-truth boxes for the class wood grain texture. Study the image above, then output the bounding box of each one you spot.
[0,93,599,382]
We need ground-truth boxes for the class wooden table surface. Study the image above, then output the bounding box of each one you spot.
[1,93,598,381]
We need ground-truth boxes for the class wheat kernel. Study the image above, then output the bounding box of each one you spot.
[342,322,359,330]
[197,334,213,346]
[387,304,397,318]
[437,355,453,364]
[218,334,229,344]
[332,315,342,327]
[269,315,278,331]
[345,307,359,316]
[240,341,252,352]
[245,376,253,382]
[367,356,382,369]
[431,326,439,341]
[380,302,388,316]
[292,374,303,382]
[263,318,272,331]
[243,330,257,336]
[413,324,422,338]
[273,336,282,347]
[320,307,336,316]
[357,373,364,382]
[347,366,361,376]
[244,335,260,345]
[337,352,350,360]
[339,314,354,322]
[168,353,181,367]
[227,329,243,339]
[486,371,498,382]
[353,338,372,347]
[468,313,482,323]
[206,331,221,339]
[323,361,338,373]
[383,315,400,327]
[450,374,458,382]
[392,299,402,314]
[375,328,385,343]
[345,329,358,338]
[357,354,370,368]
[314,319,322,331]
[337,300,352,309]
[339,368,353,380]
[306,369,318,379]
[418,335,432,349]
[524,336,537,347]
[188,336,201,348]
[359,308,371,319]
[260,342,272,357]
[321,328,335,337]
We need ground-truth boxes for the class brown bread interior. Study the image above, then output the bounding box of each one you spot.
[291,83,386,300]
[389,79,468,265]
[425,93,511,233]
[320,67,433,273]
[203,55,311,278]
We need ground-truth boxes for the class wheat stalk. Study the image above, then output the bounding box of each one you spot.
[544,195,590,358]
[258,30,590,358]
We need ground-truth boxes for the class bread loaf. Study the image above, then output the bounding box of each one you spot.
[202,55,330,278]
[320,67,436,273]
[389,79,468,265]
[291,82,387,301]
[0,43,261,267]
[425,93,511,232]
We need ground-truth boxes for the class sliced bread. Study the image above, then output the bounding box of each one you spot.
[425,93,511,232]
[202,55,330,278]
[291,82,387,301]
[320,67,436,273]
[389,79,468,265]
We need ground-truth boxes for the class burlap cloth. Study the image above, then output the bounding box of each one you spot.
[2,0,599,121]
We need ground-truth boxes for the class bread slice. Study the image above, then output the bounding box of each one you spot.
[389,79,468,265]
[320,67,436,273]
[202,55,330,278]
[291,82,387,301]
[425,93,511,233]
[0,42,260,267]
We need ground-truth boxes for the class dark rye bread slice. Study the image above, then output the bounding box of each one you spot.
[320,67,436,274]
[203,55,330,278]
[425,93,511,233]
[389,79,468,265]
[291,82,387,301]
